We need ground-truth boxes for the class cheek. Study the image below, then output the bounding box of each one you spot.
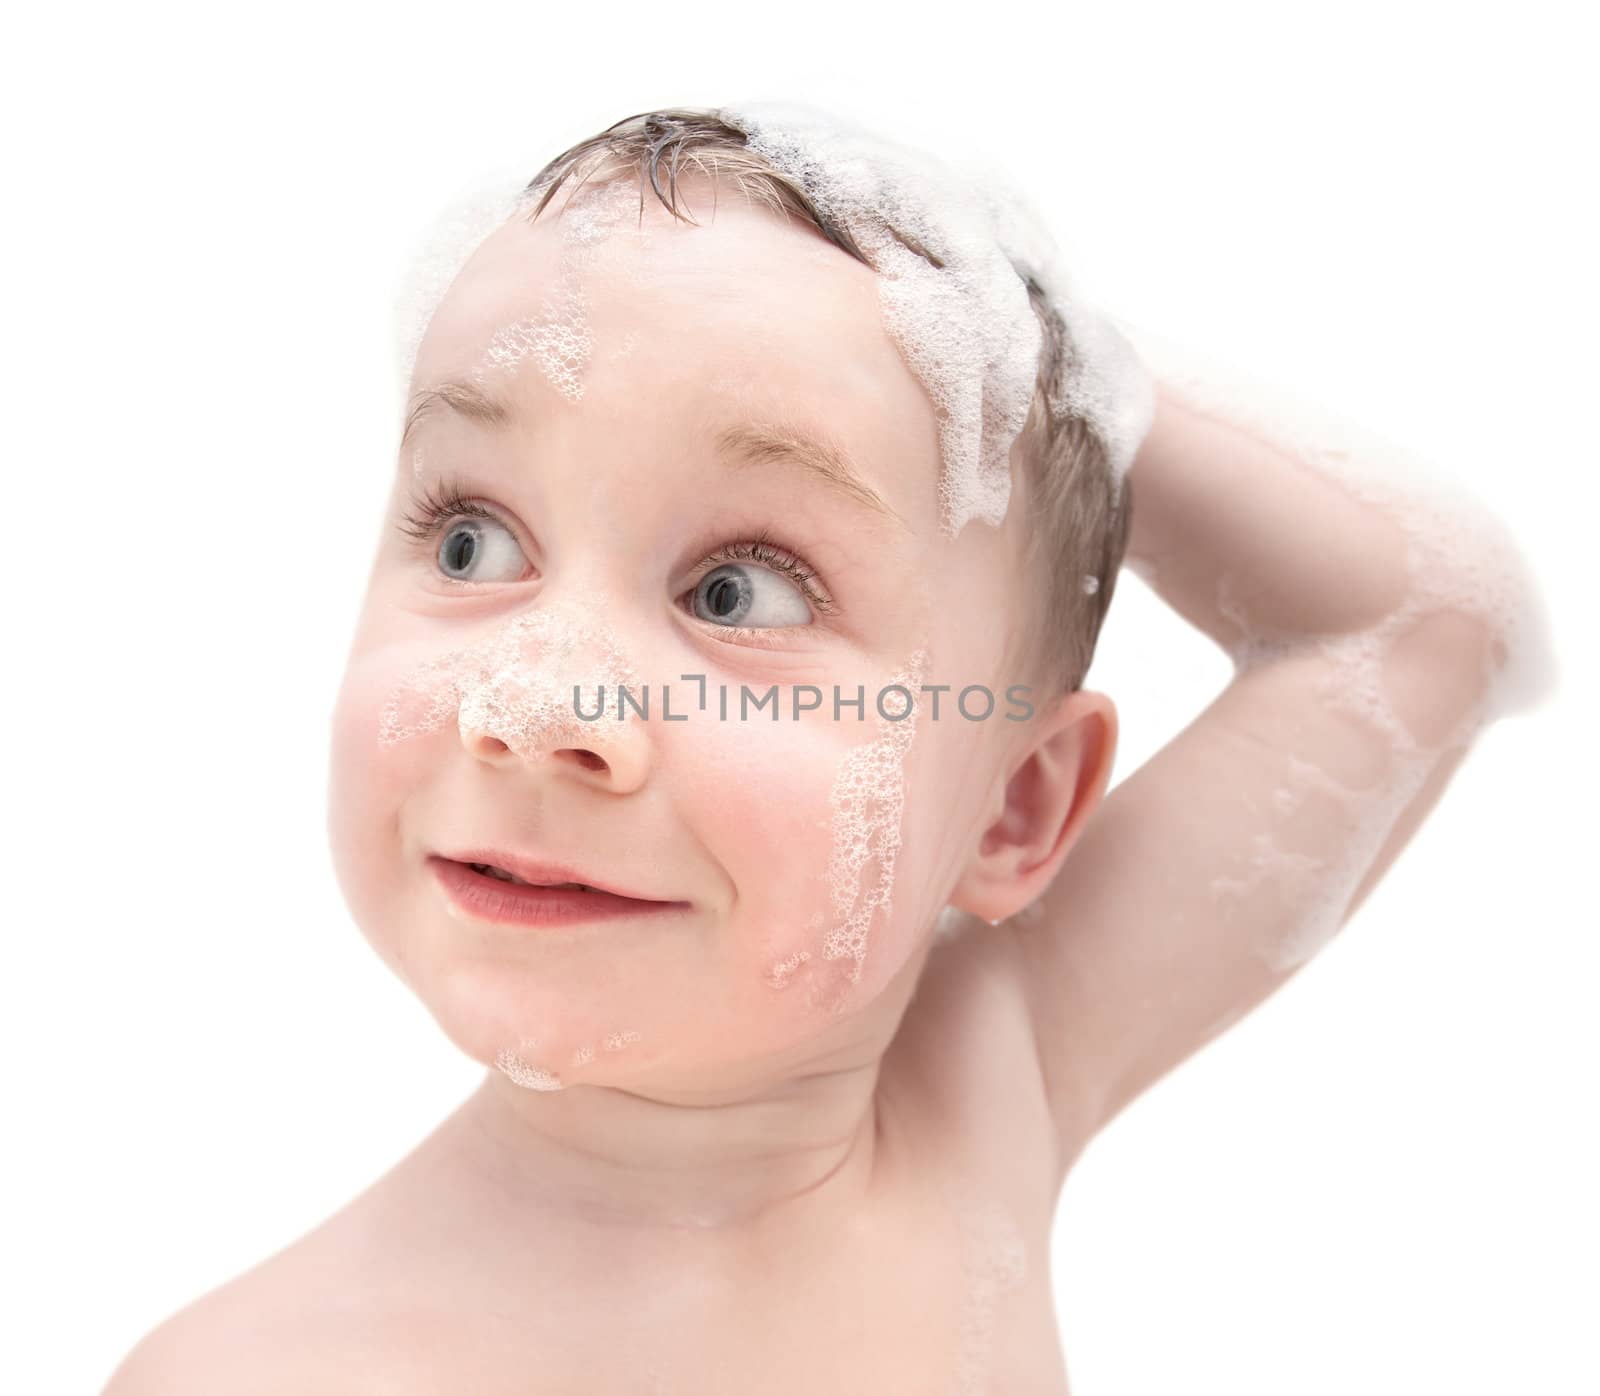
[671,651,941,1016]
[326,644,431,979]
[667,708,845,1004]
[324,614,946,1087]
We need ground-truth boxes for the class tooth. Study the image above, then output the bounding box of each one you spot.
[466,863,602,892]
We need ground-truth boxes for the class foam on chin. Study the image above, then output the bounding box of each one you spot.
[495,1027,643,1094]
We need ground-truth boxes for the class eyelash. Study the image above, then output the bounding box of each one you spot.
[396,478,839,617]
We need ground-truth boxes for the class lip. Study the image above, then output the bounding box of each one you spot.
[438,849,672,904]
[429,853,689,930]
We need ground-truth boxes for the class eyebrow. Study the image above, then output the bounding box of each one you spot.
[711,420,908,534]
[401,377,910,536]
[401,378,514,450]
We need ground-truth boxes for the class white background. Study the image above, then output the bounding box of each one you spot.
[4,2,1593,1392]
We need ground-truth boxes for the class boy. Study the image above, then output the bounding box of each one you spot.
[103,103,1551,1394]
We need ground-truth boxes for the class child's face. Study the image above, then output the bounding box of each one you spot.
[328,178,1030,1094]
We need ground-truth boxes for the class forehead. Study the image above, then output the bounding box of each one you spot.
[411,183,943,528]
[420,184,886,371]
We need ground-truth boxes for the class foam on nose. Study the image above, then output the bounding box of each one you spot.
[377,606,642,758]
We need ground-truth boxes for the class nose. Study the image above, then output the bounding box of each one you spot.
[456,657,655,795]
[459,710,651,793]
[448,603,656,793]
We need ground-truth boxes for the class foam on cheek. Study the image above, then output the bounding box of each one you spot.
[768,648,929,1000]
[1121,325,1558,973]
[376,606,640,756]
[718,100,1155,538]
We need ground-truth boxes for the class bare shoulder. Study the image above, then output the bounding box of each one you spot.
[100,1289,304,1395]
[100,1222,399,1395]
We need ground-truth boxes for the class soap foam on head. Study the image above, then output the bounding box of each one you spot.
[394,167,642,406]
[717,99,1153,537]
[469,178,644,404]
[394,164,541,400]
[392,104,1156,541]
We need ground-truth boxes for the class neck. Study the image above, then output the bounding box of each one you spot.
[428,932,936,1242]
[462,1053,882,1232]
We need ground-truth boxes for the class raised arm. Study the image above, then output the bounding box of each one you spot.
[1005,326,1557,1168]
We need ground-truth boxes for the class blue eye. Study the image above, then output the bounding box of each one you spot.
[432,516,529,584]
[691,562,812,628]
[685,534,836,629]
[397,478,836,623]
[396,480,531,584]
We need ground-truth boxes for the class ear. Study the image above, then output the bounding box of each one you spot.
[947,688,1118,925]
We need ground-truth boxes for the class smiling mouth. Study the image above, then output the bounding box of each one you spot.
[466,862,597,892]
[431,857,689,928]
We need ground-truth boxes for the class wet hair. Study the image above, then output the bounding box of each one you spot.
[519,106,1134,699]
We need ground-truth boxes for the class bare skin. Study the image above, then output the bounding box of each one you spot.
[102,176,1522,1394]
[128,925,1073,1395]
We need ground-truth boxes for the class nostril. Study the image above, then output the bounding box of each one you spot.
[471,731,512,755]
[569,749,607,772]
